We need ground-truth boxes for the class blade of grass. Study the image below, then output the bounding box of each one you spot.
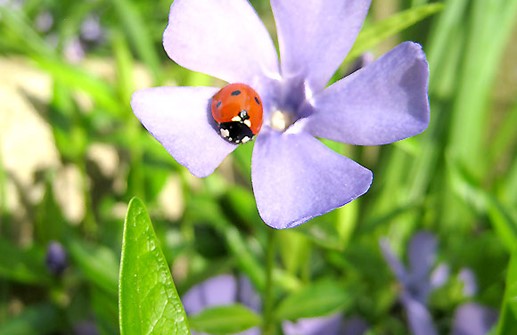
[448,0,517,178]
[345,3,443,63]
[110,0,163,83]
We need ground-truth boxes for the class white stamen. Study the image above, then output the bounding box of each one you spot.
[270,110,293,132]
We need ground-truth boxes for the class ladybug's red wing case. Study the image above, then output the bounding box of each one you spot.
[211,83,263,144]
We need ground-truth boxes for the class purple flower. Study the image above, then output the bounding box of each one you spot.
[283,314,369,335]
[381,232,439,335]
[183,274,368,335]
[131,0,430,229]
[380,232,498,335]
[182,274,260,335]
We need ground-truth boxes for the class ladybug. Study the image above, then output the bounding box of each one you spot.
[211,83,263,144]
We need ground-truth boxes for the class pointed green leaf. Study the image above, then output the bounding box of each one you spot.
[189,304,261,335]
[275,280,351,321]
[119,198,190,335]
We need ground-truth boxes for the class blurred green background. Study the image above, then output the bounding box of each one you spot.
[0,0,516,334]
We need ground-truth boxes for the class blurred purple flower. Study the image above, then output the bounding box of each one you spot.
[380,232,498,335]
[35,11,53,32]
[458,268,477,297]
[182,274,260,335]
[380,232,439,335]
[64,38,85,63]
[452,303,498,335]
[61,15,104,63]
[80,15,104,43]
[183,274,368,335]
[45,241,68,276]
[283,314,369,335]
[131,0,430,229]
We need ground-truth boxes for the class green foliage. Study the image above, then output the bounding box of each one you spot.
[119,198,190,335]
[189,304,261,335]
[0,304,61,335]
[0,239,51,285]
[346,3,444,62]
[0,0,516,333]
[497,248,517,334]
[275,281,352,321]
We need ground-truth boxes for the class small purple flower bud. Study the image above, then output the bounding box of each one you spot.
[45,241,68,276]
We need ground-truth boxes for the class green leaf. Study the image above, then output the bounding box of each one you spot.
[119,198,190,335]
[35,57,120,116]
[496,247,517,334]
[446,0,517,178]
[68,239,119,296]
[188,197,266,292]
[275,280,351,321]
[35,182,66,244]
[278,230,310,276]
[346,3,444,62]
[189,304,261,335]
[448,160,517,252]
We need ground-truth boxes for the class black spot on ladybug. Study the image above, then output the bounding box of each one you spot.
[231,90,241,96]
[254,97,260,105]
[216,101,222,108]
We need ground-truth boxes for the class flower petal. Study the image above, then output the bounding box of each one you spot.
[164,0,279,85]
[458,268,477,297]
[282,314,343,335]
[182,274,238,314]
[452,303,498,335]
[401,293,438,335]
[252,131,372,229]
[308,42,430,145]
[379,239,408,283]
[271,0,371,92]
[408,232,437,282]
[237,276,262,312]
[131,87,236,177]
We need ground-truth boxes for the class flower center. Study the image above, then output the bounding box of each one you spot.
[269,109,294,132]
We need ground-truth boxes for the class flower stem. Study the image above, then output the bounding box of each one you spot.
[262,227,276,335]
